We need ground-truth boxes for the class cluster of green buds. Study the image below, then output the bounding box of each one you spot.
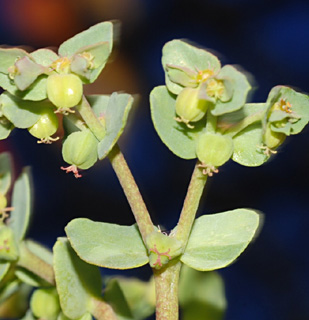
[150,40,309,173]
[0,22,134,178]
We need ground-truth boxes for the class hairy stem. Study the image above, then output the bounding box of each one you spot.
[153,261,181,320]
[175,163,207,245]
[76,95,106,141]
[17,242,55,285]
[108,144,155,242]
[89,297,119,320]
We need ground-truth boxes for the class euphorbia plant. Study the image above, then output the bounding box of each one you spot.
[0,21,308,320]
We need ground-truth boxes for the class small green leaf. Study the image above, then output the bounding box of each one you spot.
[59,22,113,58]
[66,218,149,269]
[0,152,13,195]
[14,56,44,91]
[113,277,155,320]
[232,122,268,167]
[150,86,203,159]
[162,40,221,95]
[15,268,49,287]
[90,93,134,160]
[104,278,134,320]
[1,92,54,129]
[30,49,59,67]
[53,238,102,319]
[8,168,32,242]
[179,265,226,320]
[0,117,13,140]
[181,209,260,271]
[23,240,53,266]
[0,279,20,304]
[211,65,251,116]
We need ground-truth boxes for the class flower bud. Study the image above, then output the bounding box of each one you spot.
[30,288,60,320]
[28,107,59,141]
[175,87,209,123]
[0,225,19,261]
[62,129,98,170]
[47,74,83,110]
[196,132,233,167]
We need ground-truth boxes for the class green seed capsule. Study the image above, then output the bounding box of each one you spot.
[62,129,98,170]
[196,132,234,167]
[30,288,60,320]
[0,225,19,261]
[263,123,286,150]
[175,87,209,123]
[28,108,59,140]
[47,74,83,110]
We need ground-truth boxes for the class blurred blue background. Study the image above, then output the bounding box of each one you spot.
[0,0,308,319]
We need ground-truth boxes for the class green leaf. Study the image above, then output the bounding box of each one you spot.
[53,238,102,319]
[266,86,309,135]
[113,277,155,320]
[232,122,268,167]
[179,265,226,320]
[181,209,260,271]
[162,40,221,95]
[0,279,20,304]
[1,92,53,129]
[211,65,251,116]
[0,152,13,195]
[0,117,13,140]
[66,218,149,269]
[59,22,113,58]
[15,268,49,287]
[150,86,203,159]
[90,93,134,160]
[104,278,134,320]
[30,49,59,67]
[8,168,32,242]
[23,239,53,265]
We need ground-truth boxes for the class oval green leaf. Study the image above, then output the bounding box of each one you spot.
[8,168,32,242]
[65,218,149,269]
[0,152,13,195]
[150,86,203,159]
[53,238,102,319]
[181,209,260,271]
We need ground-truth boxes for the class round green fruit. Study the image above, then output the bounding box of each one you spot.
[47,74,83,109]
[175,87,209,123]
[30,288,60,320]
[62,129,98,170]
[196,132,233,167]
[28,108,58,140]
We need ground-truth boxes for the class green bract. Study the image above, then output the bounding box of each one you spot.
[62,129,98,170]
[47,74,83,111]
[28,107,59,142]
[0,225,19,261]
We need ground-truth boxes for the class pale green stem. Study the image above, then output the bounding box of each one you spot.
[175,163,207,245]
[108,144,155,243]
[17,242,55,285]
[75,95,106,141]
[89,297,119,320]
[66,113,88,131]
[153,261,181,320]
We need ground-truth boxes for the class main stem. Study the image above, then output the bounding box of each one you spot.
[153,261,181,320]
[175,162,207,245]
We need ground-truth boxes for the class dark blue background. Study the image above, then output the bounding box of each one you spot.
[0,0,308,319]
